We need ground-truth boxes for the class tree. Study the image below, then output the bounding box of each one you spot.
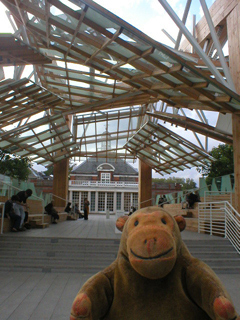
[152,177,197,190]
[0,149,32,181]
[43,160,75,179]
[43,166,53,176]
[197,144,234,185]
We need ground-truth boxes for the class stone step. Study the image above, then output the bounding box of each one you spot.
[0,245,119,253]
[0,237,238,274]
[0,242,236,254]
[0,250,238,261]
[0,237,120,246]
[191,252,240,259]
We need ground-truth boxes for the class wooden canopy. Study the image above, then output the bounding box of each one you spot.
[0,0,240,172]
[0,34,52,66]
[124,121,214,175]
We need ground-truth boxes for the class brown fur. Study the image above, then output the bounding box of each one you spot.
[71,207,239,320]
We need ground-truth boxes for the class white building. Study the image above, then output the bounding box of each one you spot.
[69,158,138,214]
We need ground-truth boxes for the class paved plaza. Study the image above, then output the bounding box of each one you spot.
[0,214,239,319]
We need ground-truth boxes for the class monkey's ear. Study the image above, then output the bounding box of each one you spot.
[116,216,129,232]
[174,215,186,232]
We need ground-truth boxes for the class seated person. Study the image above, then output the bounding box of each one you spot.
[65,202,73,215]
[73,203,83,219]
[158,196,164,208]
[45,200,59,224]
[14,189,32,229]
[128,206,136,216]
[187,192,201,209]
[4,195,21,232]
[162,195,168,205]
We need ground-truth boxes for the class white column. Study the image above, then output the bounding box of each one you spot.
[69,190,73,203]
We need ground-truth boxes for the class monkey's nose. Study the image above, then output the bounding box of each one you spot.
[144,238,157,254]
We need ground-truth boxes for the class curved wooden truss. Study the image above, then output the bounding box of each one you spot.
[0,0,239,172]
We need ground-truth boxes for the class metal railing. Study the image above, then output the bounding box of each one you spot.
[198,201,240,254]
[0,180,45,234]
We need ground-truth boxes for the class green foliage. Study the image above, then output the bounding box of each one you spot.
[152,177,197,190]
[43,161,75,179]
[197,144,234,185]
[43,166,53,176]
[0,149,32,181]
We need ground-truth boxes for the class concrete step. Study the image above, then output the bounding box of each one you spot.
[0,236,238,274]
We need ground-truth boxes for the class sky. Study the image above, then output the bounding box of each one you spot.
[0,0,221,185]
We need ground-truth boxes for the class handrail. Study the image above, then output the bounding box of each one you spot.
[0,179,45,234]
[50,193,69,206]
[140,198,155,205]
[198,201,240,254]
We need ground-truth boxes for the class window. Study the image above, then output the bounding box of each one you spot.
[101,173,111,183]
[116,192,121,211]
[72,191,80,207]
[132,193,138,209]
[107,192,114,212]
[98,192,105,211]
[90,192,95,212]
[124,193,131,212]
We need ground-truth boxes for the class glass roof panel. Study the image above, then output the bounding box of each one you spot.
[124,121,214,174]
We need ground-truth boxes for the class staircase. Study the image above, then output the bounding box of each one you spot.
[0,237,120,273]
[0,236,239,274]
[184,239,240,274]
[163,203,199,232]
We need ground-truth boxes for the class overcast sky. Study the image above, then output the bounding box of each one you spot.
[0,0,221,185]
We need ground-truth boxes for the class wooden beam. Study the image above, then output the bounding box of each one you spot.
[227,2,240,213]
[139,160,152,208]
[180,0,238,52]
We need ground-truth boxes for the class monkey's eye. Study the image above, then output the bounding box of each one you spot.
[161,218,167,225]
[134,220,139,226]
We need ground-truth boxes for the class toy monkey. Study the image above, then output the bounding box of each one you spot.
[71,207,239,320]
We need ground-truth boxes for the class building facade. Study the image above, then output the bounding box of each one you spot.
[69,158,139,214]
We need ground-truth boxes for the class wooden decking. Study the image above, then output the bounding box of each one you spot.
[0,214,239,319]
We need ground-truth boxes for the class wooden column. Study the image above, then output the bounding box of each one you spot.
[139,160,152,208]
[53,157,69,207]
[52,115,71,207]
[227,2,240,212]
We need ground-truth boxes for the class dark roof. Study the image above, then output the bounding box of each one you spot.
[29,168,53,180]
[72,158,138,176]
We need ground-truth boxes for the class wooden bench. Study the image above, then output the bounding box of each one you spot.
[0,212,69,233]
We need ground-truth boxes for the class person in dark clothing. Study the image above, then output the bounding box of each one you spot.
[187,192,200,209]
[13,189,32,229]
[158,196,164,208]
[84,198,90,220]
[45,200,59,224]
[4,195,21,232]
[162,195,168,205]
[74,204,83,219]
[128,206,136,216]
[65,202,72,214]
